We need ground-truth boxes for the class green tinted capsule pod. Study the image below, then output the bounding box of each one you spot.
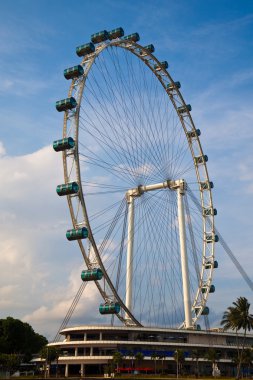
[201,284,215,293]
[99,302,120,315]
[56,182,79,196]
[205,260,218,269]
[121,33,140,42]
[91,30,109,44]
[154,61,169,70]
[195,155,208,165]
[167,81,181,91]
[206,234,219,243]
[144,44,155,53]
[195,306,209,315]
[64,65,84,80]
[81,268,103,281]
[66,227,88,241]
[56,97,77,112]
[53,137,75,152]
[200,181,214,190]
[178,104,192,113]
[203,207,217,216]
[187,129,201,138]
[108,27,124,40]
[76,42,95,57]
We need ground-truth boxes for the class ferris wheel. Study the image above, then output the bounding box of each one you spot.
[53,28,219,329]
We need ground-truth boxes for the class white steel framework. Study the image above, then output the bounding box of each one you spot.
[57,31,218,329]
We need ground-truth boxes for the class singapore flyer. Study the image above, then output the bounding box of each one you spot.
[53,28,218,330]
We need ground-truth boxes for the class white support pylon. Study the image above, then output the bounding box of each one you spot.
[177,185,193,328]
[125,194,135,317]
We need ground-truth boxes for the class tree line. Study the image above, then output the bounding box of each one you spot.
[0,317,47,372]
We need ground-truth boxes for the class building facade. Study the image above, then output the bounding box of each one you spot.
[48,325,253,377]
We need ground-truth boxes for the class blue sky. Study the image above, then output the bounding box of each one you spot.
[0,0,253,339]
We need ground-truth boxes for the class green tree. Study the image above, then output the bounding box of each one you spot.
[205,348,219,371]
[40,346,59,377]
[0,353,20,374]
[173,349,185,377]
[241,349,253,378]
[191,349,202,377]
[135,352,144,370]
[151,352,159,374]
[221,296,253,379]
[158,353,167,375]
[0,317,47,356]
[127,350,135,372]
[112,351,123,373]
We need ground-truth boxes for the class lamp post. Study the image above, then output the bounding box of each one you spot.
[175,350,179,379]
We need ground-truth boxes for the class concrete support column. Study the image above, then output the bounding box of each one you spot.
[90,346,93,356]
[80,364,85,377]
[100,332,103,340]
[65,364,69,378]
[75,347,78,357]
[84,333,87,340]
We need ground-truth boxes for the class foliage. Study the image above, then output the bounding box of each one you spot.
[0,317,47,356]
[40,346,59,363]
[191,349,202,377]
[135,351,144,365]
[221,296,253,379]
[205,348,219,364]
[0,353,20,372]
[173,349,185,376]
[112,351,123,372]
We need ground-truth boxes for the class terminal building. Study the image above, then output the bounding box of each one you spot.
[49,325,253,377]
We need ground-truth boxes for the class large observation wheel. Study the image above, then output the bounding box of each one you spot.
[54,29,218,329]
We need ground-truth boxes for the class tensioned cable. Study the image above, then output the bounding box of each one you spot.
[187,187,253,292]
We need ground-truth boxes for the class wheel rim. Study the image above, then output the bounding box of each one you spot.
[61,38,216,328]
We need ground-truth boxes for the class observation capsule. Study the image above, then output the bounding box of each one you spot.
[108,27,124,40]
[56,182,79,196]
[144,44,155,53]
[177,104,192,113]
[66,227,88,241]
[99,302,120,315]
[53,137,75,152]
[200,181,214,190]
[167,81,181,91]
[203,207,217,216]
[205,233,219,243]
[64,65,84,80]
[121,33,140,42]
[91,30,109,44]
[205,260,218,269]
[201,284,215,293]
[187,129,201,138]
[154,61,169,70]
[195,306,209,315]
[194,155,208,165]
[81,268,103,281]
[56,97,77,112]
[76,42,95,57]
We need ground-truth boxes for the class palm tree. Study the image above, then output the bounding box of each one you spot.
[40,346,59,378]
[151,352,159,374]
[221,296,253,379]
[241,349,253,378]
[174,349,185,377]
[127,350,135,373]
[112,351,123,373]
[205,348,219,376]
[191,349,202,377]
[135,352,144,371]
[159,353,167,375]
